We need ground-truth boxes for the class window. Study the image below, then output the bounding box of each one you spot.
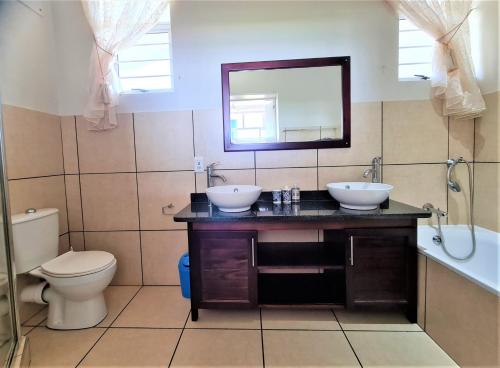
[230,95,278,144]
[117,6,172,92]
[399,17,434,80]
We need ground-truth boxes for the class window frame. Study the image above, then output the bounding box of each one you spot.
[398,16,433,82]
[117,16,174,94]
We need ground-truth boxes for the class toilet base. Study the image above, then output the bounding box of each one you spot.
[45,289,107,330]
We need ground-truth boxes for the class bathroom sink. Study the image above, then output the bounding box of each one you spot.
[206,185,262,212]
[326,182,394,210]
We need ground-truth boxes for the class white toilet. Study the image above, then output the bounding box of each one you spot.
[12,208,117,330]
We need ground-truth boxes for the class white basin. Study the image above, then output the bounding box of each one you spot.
[326,182,394,210]
[206,185,262,212]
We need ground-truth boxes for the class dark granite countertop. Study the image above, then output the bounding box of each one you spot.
[173,191,431,223]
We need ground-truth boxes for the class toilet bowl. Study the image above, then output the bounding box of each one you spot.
[12,208,117,330]
[26,251,117,329]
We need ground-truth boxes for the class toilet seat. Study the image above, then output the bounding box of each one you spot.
[41,250,115,278]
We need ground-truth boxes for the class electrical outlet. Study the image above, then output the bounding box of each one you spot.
[194,156,204,172]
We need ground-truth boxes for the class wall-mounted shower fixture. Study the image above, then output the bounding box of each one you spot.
[426,157,476,261]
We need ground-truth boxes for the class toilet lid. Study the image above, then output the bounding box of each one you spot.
[41,250,115,277]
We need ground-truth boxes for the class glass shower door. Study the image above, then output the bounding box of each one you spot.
[0,101,20,366]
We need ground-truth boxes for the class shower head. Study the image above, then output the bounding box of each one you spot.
[447,158,462,193]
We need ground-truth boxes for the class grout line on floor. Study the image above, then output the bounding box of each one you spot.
[331,309,364,367]
[105,286,143,328]
[167,310,191,367]
[73,286,144,367]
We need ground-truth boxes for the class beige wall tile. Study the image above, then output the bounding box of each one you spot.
[383,100,448,164]
[417,254,426,330]
[449,118,474,162]
[318,166,371,190]
[474,163,499,231]
[64,175,83,231]
[79,328,181,368]
[475,92,499,162]
[195,169,255,193]
[141,231,188,285]
[193,109,254,169]
[383,164,447,221]
[426,259,499,367]
[138,172,194,230]
[76,114,136,173]
[80,173,139,231]
[60,116,79,174]
[135,111,194,171]
[256,167,317,190]
[447,163,473,225]
[259,230,318,242]
[264,330,359,367]
[9,175,68,235]
[58,233,70,255]
[3,105,63,179]
[256,149,317,168]
[319,102,382,166]
[85,231,142,285]
[69,232,85,251]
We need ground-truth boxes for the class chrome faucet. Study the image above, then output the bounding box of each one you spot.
[363,156,382,183]
[422,203,447,217]
[206,162,227,188]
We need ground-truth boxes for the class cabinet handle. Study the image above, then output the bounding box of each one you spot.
[350,236,354,266]
[251,237,255,267]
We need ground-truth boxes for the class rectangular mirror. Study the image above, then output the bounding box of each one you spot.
[222,57,350,151]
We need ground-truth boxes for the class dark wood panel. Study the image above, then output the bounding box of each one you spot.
[344,227,417,322]
[189,230,258,320]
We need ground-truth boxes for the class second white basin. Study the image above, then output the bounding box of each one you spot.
[206,185,262,212]
[326,182,394,210]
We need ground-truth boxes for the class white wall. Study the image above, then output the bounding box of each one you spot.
[52,0,436,116]
[0,1,60,114]
[470,0,499,93]
[15,0,500,115]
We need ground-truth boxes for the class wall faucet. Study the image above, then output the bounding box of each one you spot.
[206,162,227,188]
[363,156,382,183]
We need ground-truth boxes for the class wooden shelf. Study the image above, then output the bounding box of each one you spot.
[257,242,344,272]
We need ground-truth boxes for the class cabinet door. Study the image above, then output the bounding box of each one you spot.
[345,228,416,309]
[190,231,258,308]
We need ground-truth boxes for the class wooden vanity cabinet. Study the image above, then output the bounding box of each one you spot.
[344,228,417,318]
[189,230,258,320]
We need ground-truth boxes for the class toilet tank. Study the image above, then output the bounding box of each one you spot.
[11,208,59,274]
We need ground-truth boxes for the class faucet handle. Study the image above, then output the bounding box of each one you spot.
[207,162,219,169]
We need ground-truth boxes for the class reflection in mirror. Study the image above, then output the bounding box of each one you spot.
[229,66,343,144]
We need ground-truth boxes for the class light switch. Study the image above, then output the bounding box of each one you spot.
[194,156,204,172]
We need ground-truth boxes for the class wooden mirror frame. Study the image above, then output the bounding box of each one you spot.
[221,56,351,152]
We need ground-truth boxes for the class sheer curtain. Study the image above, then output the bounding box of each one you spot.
[387,0,486,119]
[81,0,169,130]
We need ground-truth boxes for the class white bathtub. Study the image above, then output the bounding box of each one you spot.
[418,225,500,296]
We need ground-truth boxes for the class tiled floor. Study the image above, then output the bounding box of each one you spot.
[22,286,458,367]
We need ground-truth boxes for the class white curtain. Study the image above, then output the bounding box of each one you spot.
[81,0,169,130]
[387,0,486,119]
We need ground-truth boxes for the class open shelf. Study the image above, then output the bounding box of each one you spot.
[257,242,344,272]
[258,272,345,305]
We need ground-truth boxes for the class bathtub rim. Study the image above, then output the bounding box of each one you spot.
[417,225,499,297]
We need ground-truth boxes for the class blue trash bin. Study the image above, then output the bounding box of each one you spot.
[178,253,190,298]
